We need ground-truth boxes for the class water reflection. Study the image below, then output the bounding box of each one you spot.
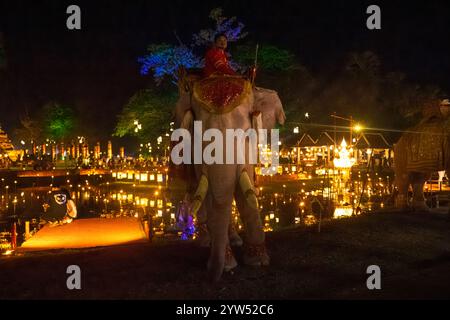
[0,171,395,253]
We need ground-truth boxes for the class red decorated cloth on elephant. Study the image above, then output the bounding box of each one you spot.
[204,47,236,77]
[193,76,252,114]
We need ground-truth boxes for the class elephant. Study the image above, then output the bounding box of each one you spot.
[172,74,285,281]
[394,116,449,211]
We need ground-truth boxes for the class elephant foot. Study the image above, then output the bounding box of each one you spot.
[243,243,270,267]
[394,194,409,211]
[230,233,243,247]
[412,200,430,212]
[224,245,238,272]
[229,224,243,247]
[196,223,210,247]
[206,245,237,282]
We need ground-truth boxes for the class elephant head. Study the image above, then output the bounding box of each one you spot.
[172,75,285,281]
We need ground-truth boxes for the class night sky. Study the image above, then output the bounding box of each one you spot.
[1,0,450,141]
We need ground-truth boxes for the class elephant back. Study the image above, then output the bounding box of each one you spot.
[406,119,448,172]
[192,75,252,114]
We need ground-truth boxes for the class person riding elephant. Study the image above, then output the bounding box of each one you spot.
[172,71,285,281]
[204,33,237,77]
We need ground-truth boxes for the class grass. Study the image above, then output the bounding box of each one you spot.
[0,211,449,299]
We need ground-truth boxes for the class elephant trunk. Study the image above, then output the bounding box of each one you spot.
[239,170,259,210]
[191,174,208,217]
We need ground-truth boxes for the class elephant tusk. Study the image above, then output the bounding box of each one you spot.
[239,171,259,210]
[191,174,208,217]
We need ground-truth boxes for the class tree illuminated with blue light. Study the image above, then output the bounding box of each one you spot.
[138,8,247,85]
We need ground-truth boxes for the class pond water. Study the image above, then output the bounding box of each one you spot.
[0,170,394,253]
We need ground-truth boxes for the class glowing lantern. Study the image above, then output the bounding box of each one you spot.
[333,139,356,168]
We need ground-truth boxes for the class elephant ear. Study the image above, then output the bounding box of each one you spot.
[173,90,192,129]
[252,87,286,129]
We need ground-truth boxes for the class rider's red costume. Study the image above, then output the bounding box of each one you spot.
[203,47,236,77]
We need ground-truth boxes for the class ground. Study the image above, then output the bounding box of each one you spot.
[0,211,449,299]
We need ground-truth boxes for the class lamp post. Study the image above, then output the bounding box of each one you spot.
[330,114,354,145]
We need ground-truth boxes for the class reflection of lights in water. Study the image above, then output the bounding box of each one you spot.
[2,249,14,256]
[334,207,353,218]
[1,165,394,245]
[304,215,316,225]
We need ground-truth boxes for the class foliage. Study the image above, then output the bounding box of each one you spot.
[114,89,177,142]
[271,50,446,141]
[42,102,75,140]
[192,7,247,46]
[232,44,297,72]
[138,7,247,84]
[13,115,43,144]
[138,44,203,85]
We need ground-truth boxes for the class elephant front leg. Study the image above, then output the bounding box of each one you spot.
[207,198,236,281]
[410,172,430,212]
[196,205,211,247]
[234,171,269,267]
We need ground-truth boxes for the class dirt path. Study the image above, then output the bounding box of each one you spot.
[1,212,449,299]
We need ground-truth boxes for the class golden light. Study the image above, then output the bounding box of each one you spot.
[353,123,363,132]
[333,138,356,168]
[333,207,353,218]
[2,250,14,256]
